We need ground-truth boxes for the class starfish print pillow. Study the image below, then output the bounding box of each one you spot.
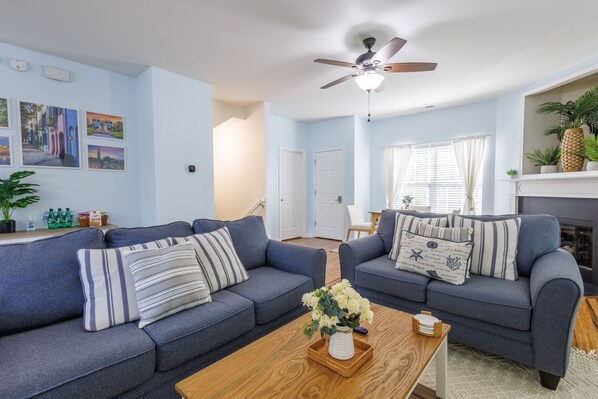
[395,231,473,286]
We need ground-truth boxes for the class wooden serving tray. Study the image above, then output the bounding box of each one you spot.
[307,337,373,377]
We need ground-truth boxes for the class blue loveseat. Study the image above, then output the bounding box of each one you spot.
[0,216,326,399]
[339,209,584,390]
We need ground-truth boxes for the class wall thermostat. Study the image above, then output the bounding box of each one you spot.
[187,164,196,173]
[10,58,28,72]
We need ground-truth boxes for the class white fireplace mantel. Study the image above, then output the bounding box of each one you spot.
[504,171,598,213]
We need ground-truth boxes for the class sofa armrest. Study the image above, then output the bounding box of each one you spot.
[530,249,584,377]
[339,235,386,285]
[265,240,327,289]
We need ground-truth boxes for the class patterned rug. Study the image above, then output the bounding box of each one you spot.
[419,343,598,398]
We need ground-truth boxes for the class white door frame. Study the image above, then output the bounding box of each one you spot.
[279,147,306,240]
[313,148,344,240]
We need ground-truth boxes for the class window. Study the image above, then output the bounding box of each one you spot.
[394,143,482,214]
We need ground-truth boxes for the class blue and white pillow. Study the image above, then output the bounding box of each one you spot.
[389,213,449,260]
[396,231,473,286]
[124,242,211,328]
[77,238,173,332]
[172,227,249,293]
[450,215,521,281]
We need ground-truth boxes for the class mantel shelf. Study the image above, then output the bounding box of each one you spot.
[502,171,598,182]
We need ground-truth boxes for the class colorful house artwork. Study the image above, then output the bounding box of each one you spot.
[87,145,125,171]
[19,102,80,168]
[86,112,124,140]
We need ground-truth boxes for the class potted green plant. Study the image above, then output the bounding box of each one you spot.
[0,171,40,233]
[525,146,561,174]
[583,135,598,171]
[506,168,518,179]
[537,85,598,172]
[402,195,414,209]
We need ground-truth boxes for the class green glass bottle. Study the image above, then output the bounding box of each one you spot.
[64,208,73,228]
[56,208,65,229]
[48,208,57,229]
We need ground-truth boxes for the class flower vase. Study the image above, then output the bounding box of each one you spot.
[328,326,355,360]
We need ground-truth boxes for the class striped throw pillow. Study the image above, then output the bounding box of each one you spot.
[77,238,173,332]
[172,227,249,293]
[450,215,521,280]
[124,242,211,328]
[389,213,449,260]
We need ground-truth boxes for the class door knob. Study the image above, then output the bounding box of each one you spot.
[337,195,343,204]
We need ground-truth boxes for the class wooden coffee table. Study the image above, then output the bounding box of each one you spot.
[176,303,450,399]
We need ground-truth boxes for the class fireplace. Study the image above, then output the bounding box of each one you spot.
[518,197,598,287]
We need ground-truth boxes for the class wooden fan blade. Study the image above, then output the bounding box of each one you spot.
[314,59,357,68]
[383,62,438,72]
[320,74,358,89]
[371,37,407,65]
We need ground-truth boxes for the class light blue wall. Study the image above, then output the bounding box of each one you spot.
[0,41,140,229]
[136,67,214,225]
[369,100,497,213]
[264,105,308,239]
[493,56,598,213]
[353,117,371,215]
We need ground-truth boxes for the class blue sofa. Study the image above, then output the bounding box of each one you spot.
[0,216,326,399]
[339,209,584,390]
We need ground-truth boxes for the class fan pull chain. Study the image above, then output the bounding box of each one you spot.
[367,89,371,122]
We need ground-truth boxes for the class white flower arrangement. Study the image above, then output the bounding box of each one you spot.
[302,279,374,339]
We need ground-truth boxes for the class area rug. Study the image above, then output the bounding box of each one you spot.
[418,343,598,398]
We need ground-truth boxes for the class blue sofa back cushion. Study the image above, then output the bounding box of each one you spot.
[0,228,106,336]
[104,221,193,248]
[377,209,448,254]
[377,210,560,278]
[192,216,268,270]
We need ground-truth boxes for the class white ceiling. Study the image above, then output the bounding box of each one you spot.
[1,0,597,121]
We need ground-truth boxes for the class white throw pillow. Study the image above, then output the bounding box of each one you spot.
[125,242,211,328]
[77,238,173,332]
[450,215,521,281]
[389,213,448,260]
[172,227,249,293]
[396,231,473,286]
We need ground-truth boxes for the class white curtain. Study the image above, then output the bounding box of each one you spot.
[383,145,412,208]
[453,135,486,215]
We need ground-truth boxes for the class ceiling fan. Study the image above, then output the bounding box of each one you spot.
[314,37,437,91]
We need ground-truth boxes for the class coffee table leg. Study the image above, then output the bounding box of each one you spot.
[435,337,448,398]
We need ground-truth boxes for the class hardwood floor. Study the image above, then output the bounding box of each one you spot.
[286,237,598,353]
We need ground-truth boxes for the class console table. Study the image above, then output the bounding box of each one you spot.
[0,224,118,245]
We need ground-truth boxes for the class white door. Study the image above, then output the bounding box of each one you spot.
[280,149,303,240]
[314,150,344,240]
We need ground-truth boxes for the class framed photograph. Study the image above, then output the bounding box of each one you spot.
[86,112,125,140]
[0,136,13,167]
[0,98,10,129]
[87,144,126,171]
[18,101,80,168]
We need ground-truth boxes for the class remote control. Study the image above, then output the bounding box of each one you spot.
[354,326,369,335]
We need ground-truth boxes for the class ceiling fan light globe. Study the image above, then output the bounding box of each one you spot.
[355,73,384,91]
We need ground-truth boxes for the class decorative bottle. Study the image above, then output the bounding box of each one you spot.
[56,208,65,229]
[48,209,56,229]
[64,208,73,228]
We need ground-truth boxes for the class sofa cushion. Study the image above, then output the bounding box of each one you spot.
[104,221,193,248]
[389,213,448,260]
[450,214,560,278]
[226,266,313,324]
[355,254,430,302]
[143,290,255,371]
[427,275,532,331]
[77,238,173,332]
[0,318,155,399]
[377,209,449,254]
[192,216,269,270]
[125,242,212,328]
[172,227,249,293]
[0,228,106,336]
